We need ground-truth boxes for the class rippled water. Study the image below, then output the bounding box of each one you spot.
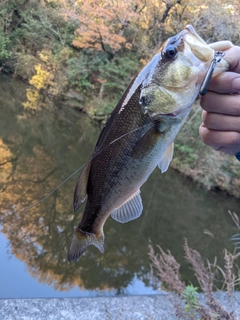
[0,74,239,298]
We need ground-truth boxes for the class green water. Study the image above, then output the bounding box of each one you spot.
[0,74,239,298]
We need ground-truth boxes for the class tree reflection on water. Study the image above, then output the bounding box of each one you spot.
[0,74,152,293]
[0,74,240,295]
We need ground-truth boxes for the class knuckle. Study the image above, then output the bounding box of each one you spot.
[200,94,216,112]
[201,110,208,124]
[200,96,208,111]
[235,97,240,112]
[230,132,240,145]
[199,125,211,145]
[201,111,213,128]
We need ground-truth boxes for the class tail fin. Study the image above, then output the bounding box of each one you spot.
[68,228,105,262]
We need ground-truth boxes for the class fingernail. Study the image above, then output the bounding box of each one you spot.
[232,78,240,93]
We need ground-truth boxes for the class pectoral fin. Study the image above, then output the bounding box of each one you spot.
[158,142,174,173]
[74,161,91,212]
[111,189,143,223]
[131,123,161,159]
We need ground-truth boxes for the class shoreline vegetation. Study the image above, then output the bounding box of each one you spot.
[1,0,240,197]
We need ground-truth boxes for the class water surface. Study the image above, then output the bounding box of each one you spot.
[0,74,239,298]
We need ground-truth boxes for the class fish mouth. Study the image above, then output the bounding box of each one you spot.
[184,25,207,47]
[183,25,213,62]
[183,24,229,77]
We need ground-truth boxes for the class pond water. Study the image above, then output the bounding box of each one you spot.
[0,74,240,299]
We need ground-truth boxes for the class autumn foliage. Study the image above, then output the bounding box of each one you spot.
[71,0,140,54]
[66,0,240,57]
[0,0,240,114]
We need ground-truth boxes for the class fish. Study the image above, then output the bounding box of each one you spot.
[68,25,232,262]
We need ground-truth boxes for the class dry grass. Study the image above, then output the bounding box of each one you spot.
[149,211,240,320]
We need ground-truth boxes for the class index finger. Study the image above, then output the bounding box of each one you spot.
[224,46,240,73]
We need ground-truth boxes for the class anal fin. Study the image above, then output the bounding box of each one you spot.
[111,189,143,223]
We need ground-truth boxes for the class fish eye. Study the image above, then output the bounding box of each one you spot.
[163,46,178,60]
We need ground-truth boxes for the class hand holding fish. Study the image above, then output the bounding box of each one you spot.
[200,46,240,156]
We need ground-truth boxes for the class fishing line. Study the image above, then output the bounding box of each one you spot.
[12,122,152,214]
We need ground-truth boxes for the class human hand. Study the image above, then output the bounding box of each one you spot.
[199,46,240,156]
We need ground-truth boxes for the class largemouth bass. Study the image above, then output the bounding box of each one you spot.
[68,25,232,261]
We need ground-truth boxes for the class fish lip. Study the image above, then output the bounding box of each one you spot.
[183,24,229,74]
[171,29,188,43]
[183,25,207,46]
[182,24,213,64]
[163,29,188,49]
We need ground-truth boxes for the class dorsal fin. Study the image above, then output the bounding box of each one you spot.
[158,142,174,173]
[73,161,91,212]
[111,189,143,223]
